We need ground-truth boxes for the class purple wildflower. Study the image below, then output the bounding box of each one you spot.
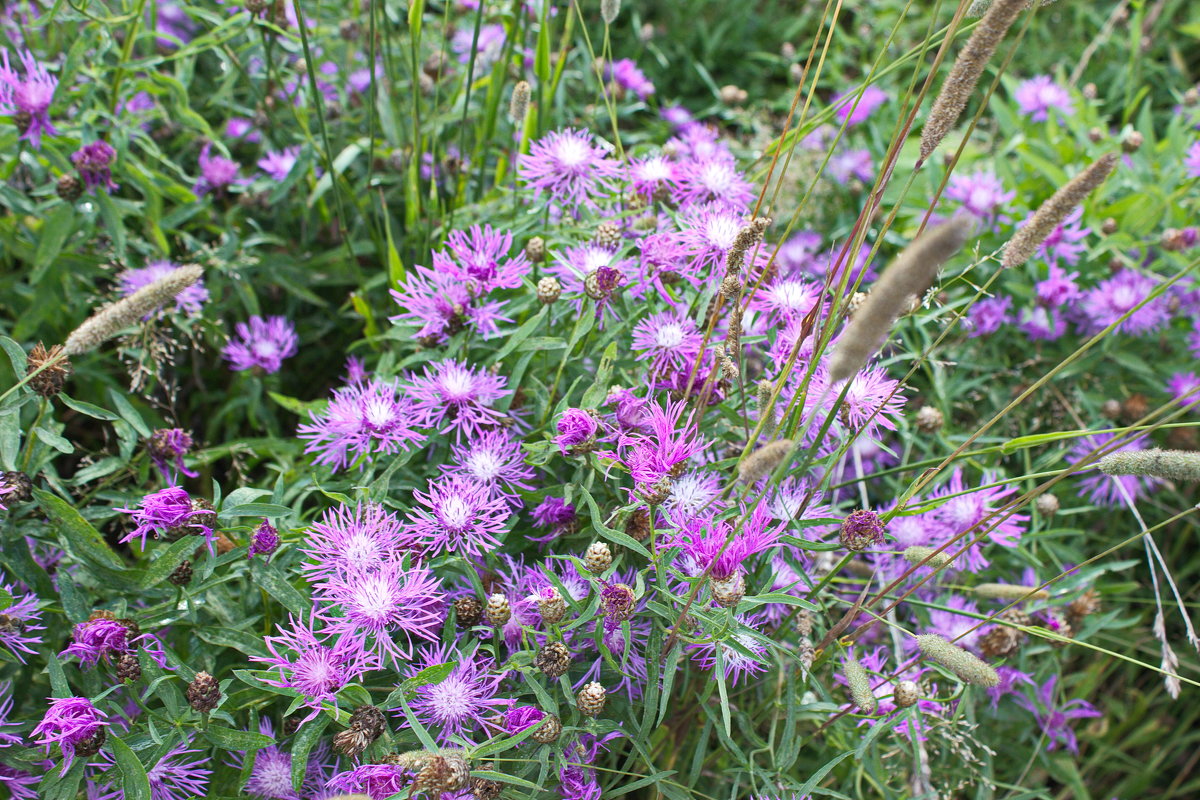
[1168,372,1200,407]
[451,22,507,69]
[390,262,510,343]
[0,575,43,662]
[1018,306,1067,341]
[226,117,261,143]
[117,260,210,316]
[559,764,602,800]
[675,156,756,210]
[519,128,619,210]
[223,315,299,374]
[967,296,1013,337]
[1034,208,1090,266]
[674,504,781,581]
[326,763,407,800]
[628,155,681,202]
[433,224,531,294]
[302,503,418,581]
[240,721,297,800]
[248,520,280,561]
[0,49,58,147]
[406,359,509,439]
[987,665,1035,709]
[828,148,874,184]
[442,429,535,505]
[195,143,243,195]
[31,697,108,770]
[631,311,703,378]
[546,244,636,324]
[71,141,118,192]
[687,614,770,686]
[257,146,301,181]
[1079,270,1170,335]
[1015,676,1101,754]
[1186,141,1200,179]
[60,618,132,667]
[503,705,546,736]
[556,408,599,455]
[530,496,576,542]
[298,378,425,472]
[404,642,509,742]
[1015,75,1074,122]
[927,595,984,652]
[98,740,211,800]
[945,170,1014,227]
[404,475,509,560]
[675,203,760,275]
[1036,265,1081,308]
[663,471,724,521]
[147,428,199,481]
[1068,432,1160,506]
[618,399,709,494]
[256,615,379,722]
[0,682,20,748]
[605,58,655,99]
[117,486,214,549]
[832,85,888,126]
[926,469,1027,572]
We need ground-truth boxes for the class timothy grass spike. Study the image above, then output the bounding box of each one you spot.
[917,633,1000,687]
[738,438,794,483]
[1099,448,1200,483]
[64,265,205,356]
[843,658,877,714]
[973,582,1050,601]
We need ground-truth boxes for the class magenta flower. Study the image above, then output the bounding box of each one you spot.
[945,170,1014,227]
[559,764,602,800]
[504,705,546,736]
[235,721,298,800]
[96,740,211,800]
[546,244,636,324]
[71,141,117,192]
[1186,141,1200,179]
[436,224,532,293]
[556,408,599,455]
[627,155,680,202]
[298,378,425,471]
[403,642,509,742]
[390,262,510,344]
[117,486,214,549]
[926,469,1027,572]
[927,595,984,652]
[442,429,535,505]
[0,766,38,800]
[967,296,1013,337]
[302,503,419,581]
[248,520,280,561]
[1015,675,1101,754]
[620,399,709,490]
[1079,270,1170,335]
[256,615,379,721]
[1036,265,1081,308]
[60,618,132,667]
[406,359,509,439]
[0,48,58,147]
[1034,208,1090,266]
[223,315,298,374]
[1014,75,1074,122]
[530,496,576,543]
[631,311,703,378]
[1068,431,1160,506]
[313,560,443,664]
[257,146,301,181]
[806,365,905,438]
[675,203,762,275]
[404,475,509,559]
[1168,372,1200,407]
[1018,306,1067,341]
[987,665,1036,709]
[117,260,210,317]
[32,697,108,770]
[832,85,888,126]
[674,504,781,580]
[519,128,620,210]
[326,763,407,800]
[0,574,44,663]
[675,156,756,210]
[195,143,243,195]
[605,58,655,99]
[147,428,198,481]
[0,682,21,749]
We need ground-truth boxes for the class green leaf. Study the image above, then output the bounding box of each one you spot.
[0,336,27,378]
[252,561,309,617]
[140,537,200,589]
[109,737,152,800]
[34,488,125,570]
[580,341,618,408]
[58,394,120,421]
[46,650,70,698]
[796,750,855,796]
[33,204,76,279]
[204,725,275,751]
[220,502,292,519]
[195,627,269,657]
[0,585,11,611]
[34,426,74,454]
[487,307,548,364]
[291,715,330,791]
[107,389,152,438]
[268,392,327,418]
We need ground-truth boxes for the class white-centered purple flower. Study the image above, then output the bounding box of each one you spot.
[256,615,379,722]
[1078,270,1170,335]
[405,358,509,439]
[298,377,425,471]
[442,429,535,506]
[302,502,419,581]
[519,128,620,211]
[631,311,703,379]
[224,315,299,374]
[404,475,510,560]
[403,642,509,743]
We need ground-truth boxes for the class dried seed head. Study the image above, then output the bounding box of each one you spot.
[526,236,546,263]
[738,439,794,485]
[57,174,83,202]
[531,713,562,743]
[509,80,531,123]
[830,218,971,381]
[893,680,919,708]
[724,217,770,274]
[414,752,470,792]
[1034,493,1059,518]
[915,405,944,433]
[718,84,748,106]
[903,545,953,570]
[537,587,568,625]
[1100,398,1122,419]
[636,475,673,506]
[454,596,483,628]
[1002,154,1119,269]
[978,609,1031,658]
[186,671,221,712]
[536,276,562,305]
[26,342,72,397]
[471,767,504,800]
[916,634,1000,687]
[839,509,886,552]
[167,560,193,586]
[710,573,745,608]
[576,681,607,717]
[1101,217,1118,235]
[64,265,204,356]
[0,471,33,503]
[920,0,1027,162]
[843,658,877,714]
[972,583,1049,601]
[534,641,572,679]
[1122,130,1143,153]
[1099,448,1200,483]
[115,651,142,683]
[719,273,743,300]
[595,220,622,248]
[484,593,511,627]
[624,507,651,541]
[74,727,107,758]
[584,541,613,574]
[1066,589,1101,628]
[333,705,388,757]
[600,0,620,24]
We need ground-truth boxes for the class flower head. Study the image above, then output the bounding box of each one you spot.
[967,296,1013,337]
[0,575,44,662]
[71,141,117,192]
[605,58,655,99]
[1015,75,1073,122]
[256,615,379,721]
[302,502,418,581]
[530,496,576,542]
[406,359,509,439]
[326,763,407,800]
[832,85,888,126]
[257,146,301,181]
[404,475,510,560]
[195,143,243,195]
[31,697,107,770]
[147,428,199,481]
[556,408,599,455]
[442,429,535,505]
[945,170,1014,226]
[1014,675,1101,754]
[404,642,509,742]
[1068,432,1160,506]
[60,618,132,667]
[0,49,59,147]
[298,378,425,471]
[117,486,214,549]
[520,128,619,211]
[1079,270,1170,336]
[224,315,299,374]
[249,520,280,561]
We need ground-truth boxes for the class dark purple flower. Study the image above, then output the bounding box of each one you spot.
[987,665,1035,709]
[117,260,210,317]
[298,378,425,472]
[839,509,886,552]
[223,315,299,374]
[248,520,280,561]
[0,48,59,147]
[503,705,546,736]
[147,428,199,481]
[31,696,107,770]
[967,296,1013,337]
[326,763,407,800]
[605,58,655,99]
[71,141,117,192]
[559,764,602,800]
[556,408,599,455]
[530,496,576,543]
[1015,675,1101,754]
[60,618,131,667]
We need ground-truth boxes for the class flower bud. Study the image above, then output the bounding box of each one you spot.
[576,681,607,716]
[584,541,613,574]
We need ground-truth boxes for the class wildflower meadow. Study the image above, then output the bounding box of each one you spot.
[1,0,1199,798]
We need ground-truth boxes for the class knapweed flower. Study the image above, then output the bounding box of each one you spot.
[925,468,1027,572]
[235,721,296,800]
[404,642,509,742]
[117,260,209,317]
[248,520,280,561]
[436,224,532,294]
[519,128,620,211]
[327,763,407,800]
[443,429,535,506]
[0,48,59,147]
[504,705,546,737]
[257,146,301,181]
[546,244,636,324]
[223,315,298,374]
[31,697,107,770]
[966,296,1013,337]
[451,21,507,69]
[406,359,509,439]
[71,141,117,192]
[927,595,984,652]
[302,502,418,581]
[619,399,710,496]
[556,408,599,455]
[675,203,762,275]
[1014,675,1101,754]
[0,574,44,662]
[1068,432,1160,506]
[832,85,888,126]
[675,156,756,210]
[605,58,655,99]
[559,764,602,800]
[1036,265,1081,308]
[313,560,443,664]
[117,486,214,549]
[147,428,199,481]
[0,683,20,749]
[530,496,576,542]
[390,263,510,343]
[404,475,509,560]
[1014,75,1074,121]
[628,155,681,202]
[1168,372,1200,407]
[687,614,770,686]
[1018,307,1067,341]
[97,740,211,800]
[0,766,38,800]
[675,504,781,580]
[987,665,1035,709]
[631,311,703,378]
[298,378,424,471]
[195,143,243,195]
[256,615,379,721]
[1186,141,1200,179]
[945,170,1014,227]
[60,618,133,667]
[1033,208,1090,266]
[828,148,874,184]
[1079,270,1170,335]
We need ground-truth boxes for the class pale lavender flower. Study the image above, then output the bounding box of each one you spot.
[519,128,619,210]
[832,85,888,126]
[248,520,280,561]
[0,48,58,147]
[546,244,637,324]
[750,275,823,323]
[1079,270,1170,335]
[806,365,906,436]
[224,315,298,374]
[32,697,107,770]
[1036,265,1081,308]
[195,143,243,195]
[257,146,301,181]
[406,359,509,439]
[1186,141,1200,179]
[451,22,507,70]
[967,296,1013,337]
[255,615,379,722]
[1015,75,1074,122]
[675,156,756,210]
[828,148,873,184]
[390,263,510,343]
[117,260,210,316]
[71,141,117,192]
[435,224,532,294]
[631,311,703,378]
[442,429,535,505]
[687,614,770,686]
[1018,306,1067,341]
[403,642,509,742]
[97,739,211,800]
[1168,372,1200,407]
[240,721,297,800]
[1068,432,1160,506]
[926,469,1027,572]
[298,378,424,471]
[675,203,761,275]
[117,486,213,549]
[627,155,681,202]
[605,58,655,99]
[945,170,1014,226]
[405,475,509,559]
[0,574,43,662]
[0,767,38,800]
[1015,676,1101,754]
[226,117,261,143]
[302,502,419,581]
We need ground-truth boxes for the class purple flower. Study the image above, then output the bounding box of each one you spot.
[390,263,510,344]
[326,763,407,800]
[0,574,44,662]
[687,614,770,686]
[248,520,280,561]
[832,85,888,126]
[223,315,298,374]
[674,504,781,580]
[313,560,443,664]
[1015,675,1101,754]
[0,767,38,800]
[967,296,1013,337]
[71,141,118,192]
[618,399,709,493]
[927,595,984,652]
[556,408,599,455]
[503,705,546,736]
[256,615,379,721]
[442,429,535,505]
[519,128,619,210]
[808,365,906,437]
[406,359,509,439]
[404,642,509,742]
[546,244,636,324]
[675,156,756,210]
[926,469,1026,572]
[435,224,531,294]
[195,143,243,195]
[661,104,696,130]
[147,428,198,481]
[1036,265,1081,308]
[1186,141,1200,179]
[1018,306,1067,341]
[117,260,210,316]
[257,146,301,181]
[559,764,602,800]
[96,740,211,800]
[945,170,1014,226]
[60,618,132,667]
[451,22,507,70]
[0,49,59,147]
[298,378,424,471]
[530,496,576,542]
[404,475,509,560]
[605,58,655,99]
[239,722,299,800]
[1079,270,1170,335]
[631,311,703,379]
[1168,372,1200,407]
[0,682,21,749]
[1015,75,1074,122]
[117,486,214,549]
[828,148,873,184]
[675,203,762,275]
[987,665,1035,708]
[302,503,418,581]
[31,697,107,770]
[1068,432,1160,506]
[226,117,261,143]
[1034,208,1090,266]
